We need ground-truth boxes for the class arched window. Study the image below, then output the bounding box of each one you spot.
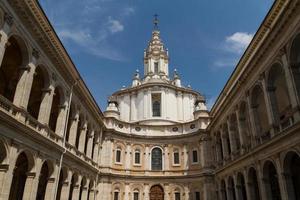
[36,161,51,200]
[116,148,121,163]
[151,147,162,170]
[152,93,161,117]
[263,161,281,200]
[133,190,139,200]
[173,148,180,165]
[114,189,120,200]
[134,149,141,165]
[192,149,198,163]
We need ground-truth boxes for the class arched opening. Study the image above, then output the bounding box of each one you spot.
[229,113,241,152]
[36,161,51,200]
[9,152,29,200]
[283,151,300,200]
[0,36,26,102]
[267,63,292,129]
[49,87,63,132]
[222,124,231,156]
[289,34,300,100]
[238,101,251,149]
[251,85,270,141]
[150,185,164,200]
[227,176,236,200]
[84,126,90,155]
[151,147,162,170]
[68,173,78,200]
[220,180,227,200]
[248,167,260,200]
[263,161,281,200]
[27,66,48,119]
[237,173,247,200]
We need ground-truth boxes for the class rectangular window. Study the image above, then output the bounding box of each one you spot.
[192,150,198,163]
[135,151,140,164]
[114,192,119,200]
[175,192,181,200]
[116,149,121,163]
[134,192,139,200]
[152,93,161,117]
[195,192,200,200]
[174,152,180,164]
[154,62,159,74]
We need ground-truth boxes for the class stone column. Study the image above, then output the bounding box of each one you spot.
[177,91,183,121]
[86,130,94,158]
[13,59,37,109]
[0,13,14,66]
[143,90,147,119]
[130,92,137,121]
[235,109,246,153]
[220,131,229,162]
[78,122,88,153]
[81,179,90,200]
[227,119,237,157]
[164,183,170,200]
[164,145,169,171]
[256,163,268,200]
[55,101,68,137]
[60,170,72,200]
[161,91,166,118]
[246,93,259,146]
[183,144,189,172]
[184,185,190,200]
[124,183,130,200]
[144,183,150,200]
[72,175,82,200]
[200,135,211,168]
[38,86,55,125]
[274,156,289,200]
[261,75,277,136]
[125,143,131,172]
[22,158,43,200]
[145,145,150,173]
[281,52,300,121]
[68,111,79,146]
[93,133,99,163]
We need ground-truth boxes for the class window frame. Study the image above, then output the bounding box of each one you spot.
[173,149,180,166]
[133,191,139,200]
[134,149,141,166]
[175,192,181,200]
[192,149,199,164]
[115,148,122,164]
[154,62,159,74]
[152,93,161,117]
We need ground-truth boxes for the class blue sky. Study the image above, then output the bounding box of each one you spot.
[39,0,273,110]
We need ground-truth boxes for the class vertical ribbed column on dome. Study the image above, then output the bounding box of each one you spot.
[130,92,137,121]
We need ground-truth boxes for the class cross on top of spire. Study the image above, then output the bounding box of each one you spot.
[153,14,159,30]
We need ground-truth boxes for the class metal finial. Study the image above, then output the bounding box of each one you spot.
[153,14,159,30]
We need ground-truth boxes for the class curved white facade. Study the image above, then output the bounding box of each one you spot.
[105,29,208,126]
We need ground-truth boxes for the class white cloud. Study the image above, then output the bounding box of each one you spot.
[213,58,238,68]
[225,32,253,54]
[122,7,135,16]
[108,17,124,33]
[58,29,125,61]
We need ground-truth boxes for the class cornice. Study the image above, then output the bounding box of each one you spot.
[7,0,105,126]
[111,81,204,100]
[209,0,292,128]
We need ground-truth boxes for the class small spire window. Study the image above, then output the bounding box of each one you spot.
[154,62,159,74]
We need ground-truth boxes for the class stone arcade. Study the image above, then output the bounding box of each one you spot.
[0,0,300,200]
